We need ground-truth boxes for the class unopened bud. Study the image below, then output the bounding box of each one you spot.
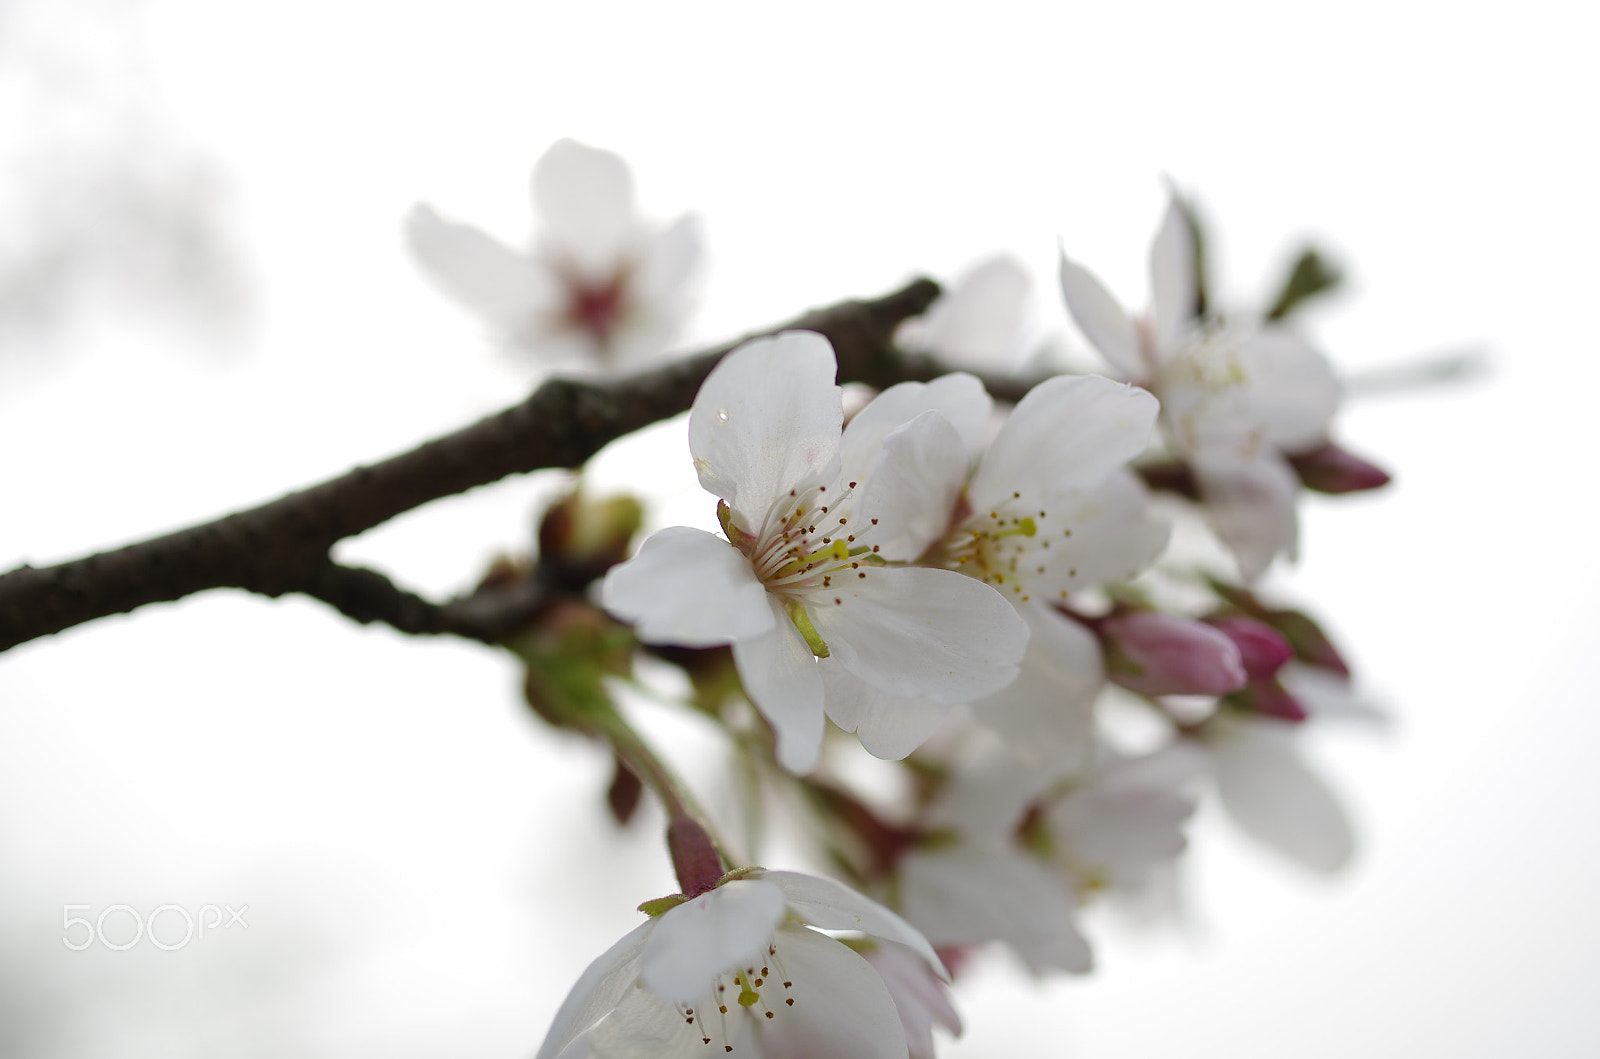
[607,751,644,827]
[648,644,741,716]
[1206,579,1351,678]
[1100,611,1248,697]
[517,599,633,730]
[538,488,645,588]
[1205,616,1293,679]
[1288,443,1392,495]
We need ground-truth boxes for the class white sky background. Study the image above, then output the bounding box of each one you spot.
[0,0,1596,1056]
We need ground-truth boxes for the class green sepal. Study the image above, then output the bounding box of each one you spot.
[1266,247,1343,321]
[718,865,765,885]
[638,893,690,918]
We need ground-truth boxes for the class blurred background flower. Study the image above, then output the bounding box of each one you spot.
[0,1,1593,1057]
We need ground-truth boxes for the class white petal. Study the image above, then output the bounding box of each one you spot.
[602,213,704,369]
[968,602,1101,770]
[840,372,992,473]
[534,919,655,1059]
[897,846,1092,975]
[1148,194,1197,354]
[602,527,773,647]
[1280,664,1391,725]
[1029,471,1171,596]
[763,871,947,981]
[968,374,1159,509]
[1058,252,1145,377]
[1049,763,1197,884]
[857,410,971,562]
[808,567,1027,705]
[759,925,911,1059]
[1236,327,1344,451]
[405,203,554,328]
[1153,339,1261,466]
[532,139,636,270]
[896,254,1030,369]
[1198,456,1300,582]
[584,982,757,1058]
[1207,716,1356,873]
[1097,739,1211,792]
[640,879,788,1005]
[925,743,1058,836]
[820,665,958,761]
[862,941,962,1059]
[688,331,843,529]
[630,212,704,304]
[732,600,826,774]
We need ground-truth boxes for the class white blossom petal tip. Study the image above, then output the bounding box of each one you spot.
[1058,250,1145,377]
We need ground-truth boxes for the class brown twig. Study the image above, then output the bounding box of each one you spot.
[0,278,949,653]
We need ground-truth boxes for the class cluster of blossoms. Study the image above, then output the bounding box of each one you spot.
[409,143,1392,1057]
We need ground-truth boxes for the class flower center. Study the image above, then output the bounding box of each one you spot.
[557,260,632,351]
[678,943,796,1052]
[1155,323,1267,461]
[719,480,887,657]
[937,490,1051,601]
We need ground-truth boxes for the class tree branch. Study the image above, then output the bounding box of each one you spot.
[0,278,947,653]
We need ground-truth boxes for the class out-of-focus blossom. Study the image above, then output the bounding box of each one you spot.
[603,331,1028,773]
[537,869,945,1059]
[408,138,701,368]
[895,741,1200,976]
[896,745,1094,975]
[895,254,1032,370]
[1039,744,1204,894]
[1059,195,1344,579]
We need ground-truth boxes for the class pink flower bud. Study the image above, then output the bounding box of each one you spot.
[1206,616,1294,679]
[1288,442,1392,495]
[1206,579,1352,678]
[1101,611,1248,697]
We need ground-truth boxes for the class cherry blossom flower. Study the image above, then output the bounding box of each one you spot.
[1041,743,1203,894]
[896,832,1093,975]
[407,138,701,368]
[603,330,1029,773]
[536,869,946,1059]
[895,739,1200,976]
[1059,195,1343,579]
[831,367,1167,760]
